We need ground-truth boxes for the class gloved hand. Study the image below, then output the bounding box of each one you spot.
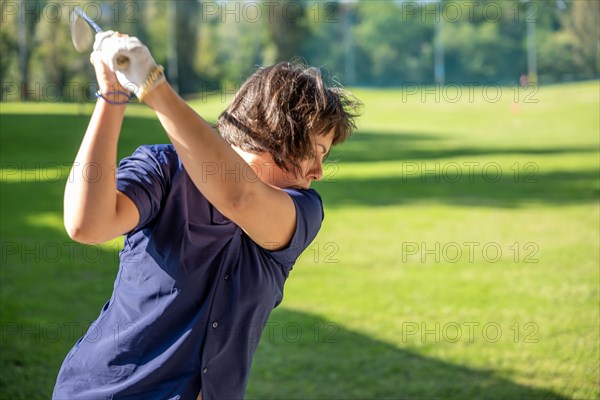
[93,31,165,101]
[90,31,127,99]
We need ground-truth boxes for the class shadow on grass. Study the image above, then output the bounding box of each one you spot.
[313,169,600,208]
[1,216,120,399]
[0,113,578,399]
[2,113,596,165]
[0,113,166,165]
[248,309,568,399]
[331,131,598,163]
[2,113,599,213]
[1,251,570,400]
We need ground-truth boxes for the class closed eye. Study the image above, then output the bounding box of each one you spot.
[317,144,330,160]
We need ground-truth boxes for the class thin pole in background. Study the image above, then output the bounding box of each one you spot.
[167,1,179,92]
[433,3,445,85]
[343,2,356,86]
[526,0,538,83]
[18,0,28,100]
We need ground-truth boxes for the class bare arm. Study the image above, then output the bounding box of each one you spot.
[143,82,296,250]
[64,56,139,244]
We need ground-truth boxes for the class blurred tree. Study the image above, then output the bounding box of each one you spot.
[537,0,599,82]
[195,1,267,90]
[174,1,201,95]
[301,2,346,82]
[538,29,581,82]
[6,0,47,100]
[444,21,526,84]
[126,0,149,44]
[1,0,597,100]
[353,1,433,85]
[138,0,200,95]
[0,4,19,99]
[141,2,168,68]
[195,11,224,86]
[29,1,91,101]
[265,0,310,62]
[565,0,600,78]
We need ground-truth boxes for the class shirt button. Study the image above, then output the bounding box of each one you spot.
[224,273,230,281]
[212,321,219,328]
[203,367,208,374]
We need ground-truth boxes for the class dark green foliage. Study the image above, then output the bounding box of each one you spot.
[0,0,597,98]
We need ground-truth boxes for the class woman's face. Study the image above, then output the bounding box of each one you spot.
[238,129,335,190]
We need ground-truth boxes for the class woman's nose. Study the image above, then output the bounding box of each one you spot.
[307,160,324,181]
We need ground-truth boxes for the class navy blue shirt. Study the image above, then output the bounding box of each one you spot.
[53,145,324,400]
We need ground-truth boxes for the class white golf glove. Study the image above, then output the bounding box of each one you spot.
[93,31,165,101]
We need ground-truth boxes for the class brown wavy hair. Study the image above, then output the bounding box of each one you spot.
[217,62,361,174]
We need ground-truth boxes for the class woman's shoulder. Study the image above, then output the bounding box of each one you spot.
[282,188,324,217]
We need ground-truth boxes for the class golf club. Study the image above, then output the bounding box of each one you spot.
[71,7,129,68]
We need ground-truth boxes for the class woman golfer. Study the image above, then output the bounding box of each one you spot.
[53,32,359,400]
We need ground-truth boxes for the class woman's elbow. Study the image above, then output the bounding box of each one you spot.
[65,222,93,244]
[64,218,104,244]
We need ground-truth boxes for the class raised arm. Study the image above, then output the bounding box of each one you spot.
[63,52,139,244]
[143,82,296,250]
[95,33,320,250]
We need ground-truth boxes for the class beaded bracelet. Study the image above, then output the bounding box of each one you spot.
[95,90,131,105]
[138,65,165,102]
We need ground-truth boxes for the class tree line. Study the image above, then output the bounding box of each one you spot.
[1,0,598,101]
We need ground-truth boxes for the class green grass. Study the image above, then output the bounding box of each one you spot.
[1,82,599,399]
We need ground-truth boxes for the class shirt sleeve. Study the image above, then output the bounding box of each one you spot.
[268,188,324,273]
[116,145,179,231]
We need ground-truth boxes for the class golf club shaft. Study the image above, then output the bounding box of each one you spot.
[74,7,103,33]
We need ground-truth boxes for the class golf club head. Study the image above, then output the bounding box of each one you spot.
[71,9,94,53]
[70,7,130,69]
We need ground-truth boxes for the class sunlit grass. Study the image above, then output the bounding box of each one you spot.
[1,81,598,399]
